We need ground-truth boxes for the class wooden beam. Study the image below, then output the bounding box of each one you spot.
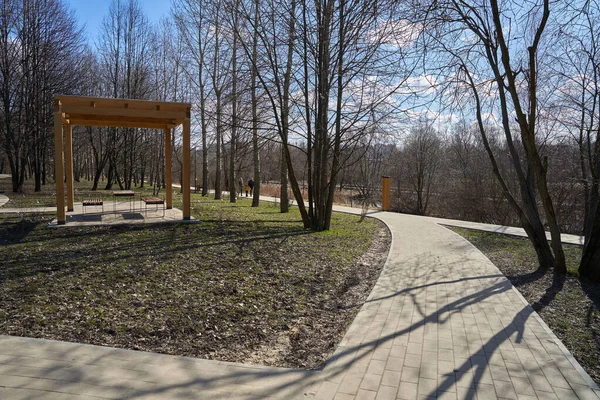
[55,95,191,111]
[67,114,179,125]
[165,128,173,210]
[54,102,66,224]
[62,105,186,121]
[65,124,74,212]
[182,118,191,220]
[69,119,174,129]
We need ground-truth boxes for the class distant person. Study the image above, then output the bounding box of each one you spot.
[238,177,244,197]
[248,178,254,196]
[244,183,250,197]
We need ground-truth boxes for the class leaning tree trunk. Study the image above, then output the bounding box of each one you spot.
[579,156,600,281]
[580,204,600,282]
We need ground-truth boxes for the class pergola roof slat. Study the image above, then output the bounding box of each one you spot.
[56,95,191,111]
[55,95,191,130]
[65,119,175,129]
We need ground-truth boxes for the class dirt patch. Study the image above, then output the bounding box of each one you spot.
[450,227,600,385]
[242,224,391,367]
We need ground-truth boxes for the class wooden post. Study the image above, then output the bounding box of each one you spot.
[182,114,191,220]
[65,124,74,211]
[54,101,66,224]
[382,176,391,211]
[165,128,173,209]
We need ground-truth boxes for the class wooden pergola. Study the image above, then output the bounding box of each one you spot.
[54,95,192,225]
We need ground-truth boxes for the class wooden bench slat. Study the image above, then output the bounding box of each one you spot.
[141,196,164,205]
[83,199,103,206]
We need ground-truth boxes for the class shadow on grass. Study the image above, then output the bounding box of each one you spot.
[0,218,43,245]
[504,267,566,312]
[0,218,314,283]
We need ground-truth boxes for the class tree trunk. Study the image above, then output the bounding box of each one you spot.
[580,211,600,282]
[280,144,289,212]
[214,93,222,200]
[229,1,239,203]
[251,0,260,207]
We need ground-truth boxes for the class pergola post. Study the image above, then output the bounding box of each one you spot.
[382,176,391,211]
[54,101,66,224]
[65,124,75,211]
[182,114,191,220]
[165,128,173,210]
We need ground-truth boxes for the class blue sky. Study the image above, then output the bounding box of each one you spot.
[65,0,171,44]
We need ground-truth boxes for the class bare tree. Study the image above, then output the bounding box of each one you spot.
[403,123,442,215]
[412,0,568,272]
[0,0,84,193]
[549,1,600,280]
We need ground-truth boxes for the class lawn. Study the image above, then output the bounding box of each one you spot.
[0,193,390,369]
[450,227,600,385]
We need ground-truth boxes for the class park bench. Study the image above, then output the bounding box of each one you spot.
[141,196,165,217]
[82,198,104,214]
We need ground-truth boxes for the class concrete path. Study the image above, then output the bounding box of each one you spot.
[0,205,55,214]
[0,174,9,207]
[424,215,584,246]
[286,203,584,246]
[1,210,599,399]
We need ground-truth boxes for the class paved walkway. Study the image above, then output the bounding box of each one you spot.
[1,210,599,399]
[299,204,584,246]
[424,215,584,246]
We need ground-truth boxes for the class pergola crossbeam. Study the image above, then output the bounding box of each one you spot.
[63,105,186,122]
[67,119,175,130]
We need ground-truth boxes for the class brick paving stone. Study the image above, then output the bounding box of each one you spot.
[526,374,552,393]
[338,374,362,395]
[316,381,341,400]
[417,378,438,396]
[385,356,404,372]
[375,385,398,400]
[360,374,382,391]
[493,380,517,400]
[404,354,421,368]
[355,389,377,400]
[368,360,387,376]
[397,381,418,400]
[334,393,355,400]
[380,370,401,388]
[401,367,420,384]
